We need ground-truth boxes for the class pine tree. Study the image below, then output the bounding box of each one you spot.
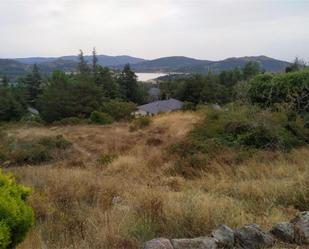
[118,64,138,102]
[92,47,98,77]
[78,50,90,75]
[19,64,43,107]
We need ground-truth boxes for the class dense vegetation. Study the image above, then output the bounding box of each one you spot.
[0,49,147,123]
[0,170,33,249]
[171,104,309,177]
[0,131,71,166]
[0,53,308,248]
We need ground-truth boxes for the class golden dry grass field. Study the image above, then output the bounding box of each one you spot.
[2,112,308,249]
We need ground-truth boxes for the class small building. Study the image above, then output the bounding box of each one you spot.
[134,98,183,116]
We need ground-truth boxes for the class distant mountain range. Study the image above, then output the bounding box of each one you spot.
[127,56,291,73]
[0,55,291,79]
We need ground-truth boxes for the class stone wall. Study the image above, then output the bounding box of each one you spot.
[143,211,309,249]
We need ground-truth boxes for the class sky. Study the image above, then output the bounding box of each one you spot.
[0,0,308,62]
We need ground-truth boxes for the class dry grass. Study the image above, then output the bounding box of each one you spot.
[2,111,308,249]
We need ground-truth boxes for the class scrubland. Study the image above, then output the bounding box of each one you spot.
[1,111,308,249]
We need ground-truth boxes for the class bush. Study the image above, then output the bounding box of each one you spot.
[182,101,196,111]
[90,111,114,125]
[0,170,34,248]
[0,135,71,165]
[97,153,118,166]
[101,100,136,121]
[249,70,309,112]
[130,117,152,131]
[20,114,42,123]
[170,104,309,176]
[52,117,88,126]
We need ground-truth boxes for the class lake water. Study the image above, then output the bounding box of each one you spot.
[136,73,167,82]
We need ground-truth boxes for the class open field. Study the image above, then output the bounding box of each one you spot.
[2,112,308,249]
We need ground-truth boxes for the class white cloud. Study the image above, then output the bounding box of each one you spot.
[0,0,308,61]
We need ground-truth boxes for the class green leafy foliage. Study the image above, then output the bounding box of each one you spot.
[182,101,196,111]
[0,84,27,122]
[249,70,309,112]
[90,111,114,125]
[38,71,102,123]
[171,104,309,177]
[101,100,136,121]
[0,170,34,249]
[52,117,88,126]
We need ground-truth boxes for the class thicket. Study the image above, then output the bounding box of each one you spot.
[0,170,34,249]
[100,100,136,121]
[90,111,114,125]
[171,104,309,177]
[248,70,309,112]
[0,49,147,123]
[0,133,71,165]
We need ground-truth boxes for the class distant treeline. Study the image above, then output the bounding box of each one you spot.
[0,51,308,123]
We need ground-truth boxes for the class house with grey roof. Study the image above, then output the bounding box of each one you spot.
[134,98,183,116]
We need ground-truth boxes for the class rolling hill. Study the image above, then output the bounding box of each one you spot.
[1,55,291,80]
[128,55,291,73]
[0,59,28,78]
[15,55,145,67]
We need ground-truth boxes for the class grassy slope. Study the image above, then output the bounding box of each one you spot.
[3,112,308,249]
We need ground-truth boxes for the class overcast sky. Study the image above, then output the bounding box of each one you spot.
[0,0,308,62]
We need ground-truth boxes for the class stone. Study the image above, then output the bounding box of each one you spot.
[234,224,275,249]
[270,222,294,243]
[291,211,309,244]
[211,225,234,248]
[143,238,174,249]
[172,237,217,249]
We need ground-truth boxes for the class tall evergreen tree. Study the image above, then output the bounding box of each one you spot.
[118,64,138,102]
[19,64,43,107]
[92,47,98,77]
[78,50,90,75]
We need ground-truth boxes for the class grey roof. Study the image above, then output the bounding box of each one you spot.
[138,98,183,114]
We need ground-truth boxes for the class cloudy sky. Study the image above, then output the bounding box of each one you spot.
[0,0,308,61]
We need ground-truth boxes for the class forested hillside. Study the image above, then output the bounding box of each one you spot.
[0,53,291,80]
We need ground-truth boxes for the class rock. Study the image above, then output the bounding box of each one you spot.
[211,225,234,248]
[270,222,294,243]
[291,211,309,244]
[234,224,275,249]
[143,238,174,249]
[172,237,217,249]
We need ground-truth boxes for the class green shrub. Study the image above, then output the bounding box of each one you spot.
[90,111,114,125]
[0,170,34,248]
[249,71,309,112]
[130,117,152,131]
[182,101,196,111]
[171,104,309,176]
[101,100,136,121]
[20,114,43,124]
[52,117,88,126]
[97,153,118,166]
